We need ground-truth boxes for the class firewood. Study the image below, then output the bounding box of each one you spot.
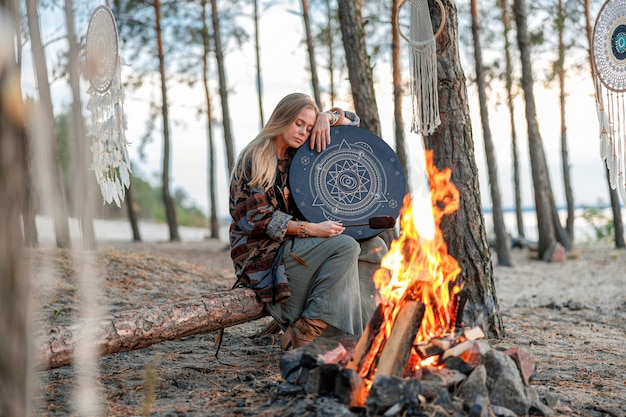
[463,326,485,341]
[373,301,425,378]
[441,340,472,361]
[38,287,266,369]
[346,303,386,372]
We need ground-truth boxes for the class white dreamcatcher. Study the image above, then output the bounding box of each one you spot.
[84,5,130,207]
[593,0,626,202]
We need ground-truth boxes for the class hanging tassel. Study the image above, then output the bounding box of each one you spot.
[403,0,441,136]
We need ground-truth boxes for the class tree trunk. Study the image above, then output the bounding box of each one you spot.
[25,0,72,249]
[424,0,504,338]
[392,0,409,192]
[38,288,266,370]
[326,0,336,107]
[301,0,322,109]
[512,0,559,259]
[471,0,511,266]
[64,0,96,250]
[210,0,235,174]
[607,166,626,248]
[154,0,180,242]
[583,0,625,249]
[202,0,220,240]
[557,0,575,242]
[0,20,30,413]
[5,0,38,247]
[125,184,142,241]
[337,0,381,136]
[253,0,264,128]
[500,0,524,238]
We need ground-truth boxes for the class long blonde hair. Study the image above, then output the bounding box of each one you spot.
[231,93,319,190]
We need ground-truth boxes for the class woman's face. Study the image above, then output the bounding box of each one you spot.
[276,107,317,150]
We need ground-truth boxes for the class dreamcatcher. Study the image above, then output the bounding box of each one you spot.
[592,0,626,202]
[84,5,130,207]
[398,0,445,136]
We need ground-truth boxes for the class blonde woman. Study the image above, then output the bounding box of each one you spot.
[229,93,371,349]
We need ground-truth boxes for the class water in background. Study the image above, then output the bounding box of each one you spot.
[36,216,220,245]
[36,206,624,246]
[485,207,625,244]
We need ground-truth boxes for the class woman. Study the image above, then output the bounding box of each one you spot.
[229,93,371,350]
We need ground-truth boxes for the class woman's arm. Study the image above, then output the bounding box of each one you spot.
[309,107,360,152]
[285,219,346,238]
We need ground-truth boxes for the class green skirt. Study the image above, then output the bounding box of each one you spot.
[266,235,387,337]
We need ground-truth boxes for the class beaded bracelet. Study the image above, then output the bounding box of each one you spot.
[329,107,345,126]
[296,220,310,238]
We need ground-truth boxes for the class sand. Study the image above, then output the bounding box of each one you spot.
[30,240,626,416]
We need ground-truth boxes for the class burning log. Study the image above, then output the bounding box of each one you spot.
[38,288,265,369]
[346,303,386,373]
[373,301,425,378]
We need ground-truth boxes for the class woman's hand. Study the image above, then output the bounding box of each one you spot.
[309,112,331,152]
[309,220,345,238]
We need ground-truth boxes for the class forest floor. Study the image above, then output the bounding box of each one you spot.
[30,238,626,417]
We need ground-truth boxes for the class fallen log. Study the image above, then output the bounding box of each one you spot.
[38,287,265,370]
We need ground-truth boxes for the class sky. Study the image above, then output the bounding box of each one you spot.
[20,2,615,228]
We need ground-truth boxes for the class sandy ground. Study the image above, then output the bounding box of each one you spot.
[29,239,626,417]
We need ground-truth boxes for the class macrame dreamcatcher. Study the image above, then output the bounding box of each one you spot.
[398,0,445,135]
[84,5,130,207]
[592,0,626,202]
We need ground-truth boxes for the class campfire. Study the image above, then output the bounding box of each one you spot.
[279,151,553,416]
[347,150,466,386]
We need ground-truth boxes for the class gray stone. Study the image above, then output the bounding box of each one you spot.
[526,386,555,416]
[490,404,518,417]
[457,364,489,406]
[301,363,339,395]
[485,349,532,416]
[365,375,405,417]
[279,348,303,380]
[335,368,368,408]
[468,394,489,417]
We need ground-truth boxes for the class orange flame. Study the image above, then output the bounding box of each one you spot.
[369,150,462,371]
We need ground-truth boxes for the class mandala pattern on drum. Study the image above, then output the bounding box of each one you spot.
[290,126,406,240]
[593,0,626,92]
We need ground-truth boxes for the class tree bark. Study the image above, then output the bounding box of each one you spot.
[39,288,266,370]
[471,0,511,266]
[301,0,322,109]
[154,0,180,242]
[25,0,72,249]
[607,166,626,248]
[253,0,265,127]
[0,18,30,413]
[499,0,524,239]
[125,184,142,241]
[64,0,96,250]
[326,0,336,107]
[4,0,38,248]
[392,0,409,192]
[513,0,559,259]
[202,0,220,240]
[210,0,235,174]
[337,0,381,136]
[557,0,575,242]
[424,0,504,338]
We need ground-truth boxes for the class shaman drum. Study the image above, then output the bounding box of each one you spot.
[289,126,406,240]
